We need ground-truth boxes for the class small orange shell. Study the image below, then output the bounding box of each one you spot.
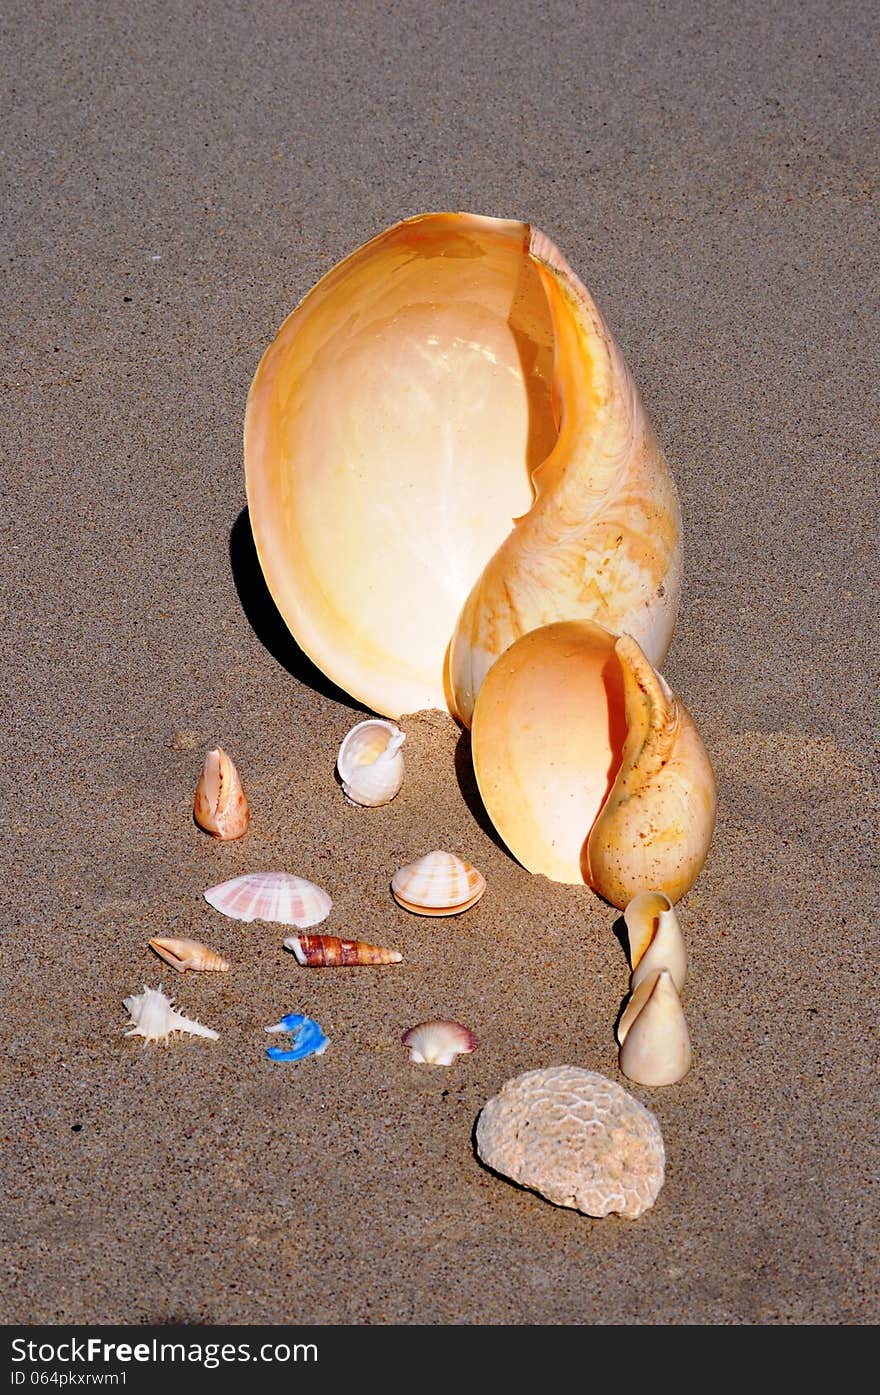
[148,936,231,973]
[193,747,250,840]
[284,933,402,966]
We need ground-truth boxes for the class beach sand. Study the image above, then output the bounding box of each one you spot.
[1,0,877,1325]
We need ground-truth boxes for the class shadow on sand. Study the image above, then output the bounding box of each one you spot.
[229,505,364,713]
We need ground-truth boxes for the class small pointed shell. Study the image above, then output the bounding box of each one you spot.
[148,936,230,973]
[284,933,402,966]
[204,872,332,927]
[337,719,406,806]
[401,1019,478,1065]
[193,747,250,839]
[391,849,486,916]
[624,891,687,992]
[122,985,219,1044]
[617,969,691,1086]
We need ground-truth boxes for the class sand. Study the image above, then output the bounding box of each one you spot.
[1,0,877,1326]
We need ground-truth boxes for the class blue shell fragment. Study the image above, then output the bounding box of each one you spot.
[264,1012,329,1063]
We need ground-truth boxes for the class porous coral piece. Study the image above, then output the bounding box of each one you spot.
[475,1065,664,1219]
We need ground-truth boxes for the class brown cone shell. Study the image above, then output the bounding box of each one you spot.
[284,933,403,967]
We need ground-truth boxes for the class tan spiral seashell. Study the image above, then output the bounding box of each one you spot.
[471,619,716,905]
[390,850,486,917]
[617,969,692,1087]
[148,936,231,973]
[244,212,681,722]
[586,636,717,909]
[193,747,249,840]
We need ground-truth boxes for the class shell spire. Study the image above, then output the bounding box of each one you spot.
[193,747,250,840]
[284,933,402,966]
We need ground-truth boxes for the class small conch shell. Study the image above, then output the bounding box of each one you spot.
[336,718,405,807]
[122,985,219,1044]
[193,747,250,840]
[284,933,402,966]
[624,891,686,992]
[204,872,332,928]
[401,1019,478,1065]
[390,849,486,916]
[617,969,691,1086]
[148,936,230,973]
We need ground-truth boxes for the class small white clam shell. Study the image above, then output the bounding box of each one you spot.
[390,849,486,916]
[337,718,406,807]
[624,891,687,992]
[401,1019,478,1065]
[203,872,332,927]
[617,969,691,1086]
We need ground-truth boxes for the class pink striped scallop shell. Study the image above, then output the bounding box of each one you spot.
[203,872,332,928]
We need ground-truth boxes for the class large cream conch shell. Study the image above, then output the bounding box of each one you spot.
[244,212,681,723]
[470,619,716,904]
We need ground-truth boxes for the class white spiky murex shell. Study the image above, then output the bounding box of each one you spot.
[401,1019,478,1065]
[390,849,486,916]
[336,718,406,807]
[203,872,332,927]
[122,985,219,1045]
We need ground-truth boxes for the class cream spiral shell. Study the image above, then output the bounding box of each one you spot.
[336,718,405,806]
[471,620,716,904]
[617,969,692,1087]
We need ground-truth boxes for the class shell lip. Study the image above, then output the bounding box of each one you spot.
[390,885,485,917]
